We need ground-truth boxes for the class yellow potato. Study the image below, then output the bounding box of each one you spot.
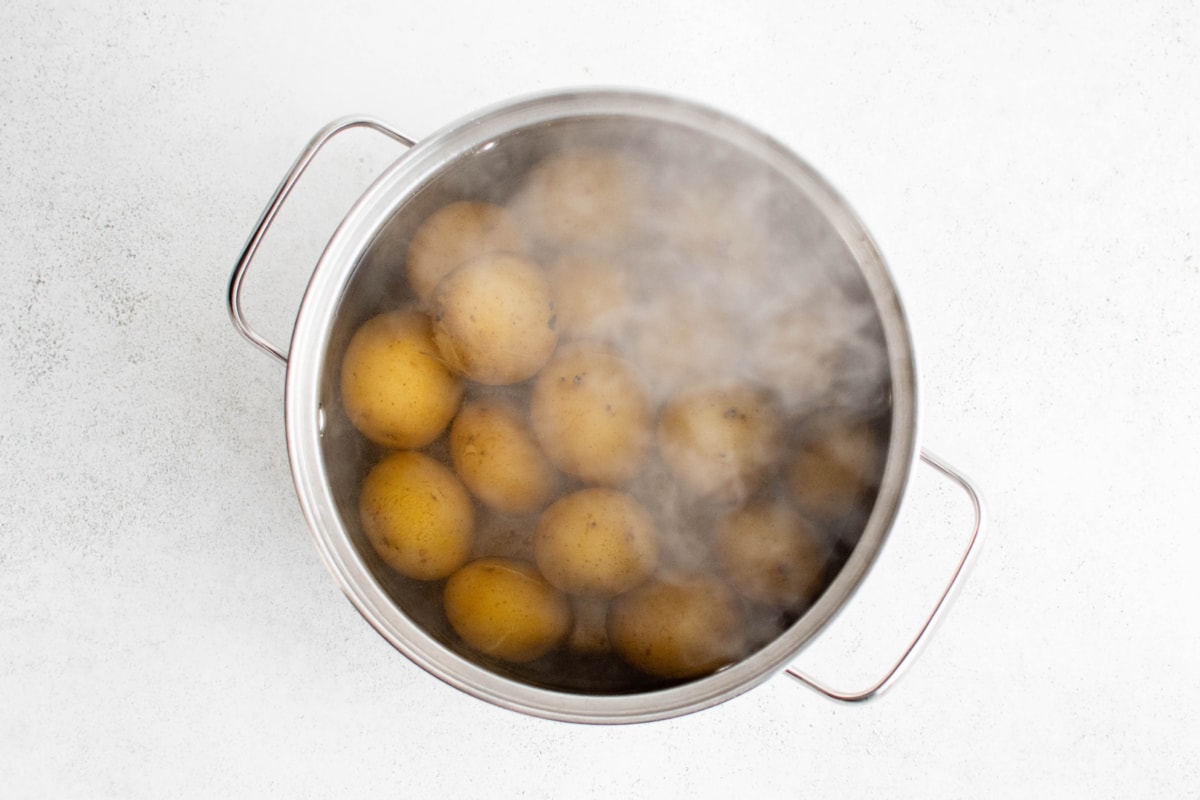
[430,253,558,385]
[359,451,474,580]
[656,383,783,503]
[443,557,572,663]
[534,488,658,597]
[511,148,648,248]
[406,201,525,303]
[530,346,652,486]
[714,500,826,607]
[785,410,881,523]
[545,251,634,342]
[340,309,464,449]
[450,398,560,515]
[608,571,746,679]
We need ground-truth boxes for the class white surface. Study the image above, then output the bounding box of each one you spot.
[2,1,1197,796]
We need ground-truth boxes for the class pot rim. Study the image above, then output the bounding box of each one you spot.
[283,87,919,724]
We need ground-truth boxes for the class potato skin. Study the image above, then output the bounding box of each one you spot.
[443,558,572,663]
[656,383,783,503]
[340,310,464,449]
[785,411,881,523]
[359,451,474,581]
[406,201,525,303]
[530,346,652,486]
[714,500,825,608]
[430,253,558,385]
[534,488,658,597]
[450,398,560,515]
[608,571,746,679]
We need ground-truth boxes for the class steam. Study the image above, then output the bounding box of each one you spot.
[497,119,890,668]
[498,120,891,418]
[344,113,892,690]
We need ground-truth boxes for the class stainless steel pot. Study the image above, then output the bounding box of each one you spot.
[227,89,984,724]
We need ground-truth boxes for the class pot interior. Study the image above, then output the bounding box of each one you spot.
[307,105,901,699]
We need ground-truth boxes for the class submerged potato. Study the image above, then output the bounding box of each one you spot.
[340,310,464,449]
[406,201,525,303]
[450,398,560,515]
[785,410,881,523]
[608,571,746,679]
[530,346,652,486]
[431,253,558,385]
[512,148,647,248]
[359,451,474,580]
[443,557,572,663]
[534,488,658,597]
[656,383,783,503]
[714,500,826,608]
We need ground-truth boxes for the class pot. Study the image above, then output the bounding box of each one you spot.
[227,89,983,723]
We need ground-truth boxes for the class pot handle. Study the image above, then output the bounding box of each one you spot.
[226,116,415,364]
[784,448,984,702]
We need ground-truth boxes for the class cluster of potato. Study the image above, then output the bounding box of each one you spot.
[340,145,884,683]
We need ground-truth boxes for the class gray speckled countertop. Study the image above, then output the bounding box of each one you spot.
[3,2,1197,796]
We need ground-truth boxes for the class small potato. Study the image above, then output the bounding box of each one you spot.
[608,571,746,679]
[431,253,558,385]
[530,346,652,486]
[340,310,464,449]
[511,148,648,249]
[359,451,474,580]
[534,488,658,597]
[450,398,560,515]
[443,557,572,663]
[785,411,881,523]
[406,201,525,303]
[545,251,635,343]
[714,500,826,608]
[656,383,783,503]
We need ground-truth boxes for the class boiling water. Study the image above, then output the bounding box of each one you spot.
[318,116,892,693]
